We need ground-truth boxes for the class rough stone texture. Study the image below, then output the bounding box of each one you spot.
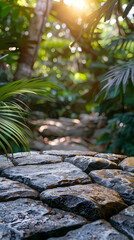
[65,156,118,173]
[0,156,13,173]
[40,184,127,220]
[89,169,134,205]
[0,198,87,239]
[49,219,129,240]
[43,150,97,157]
[2,162,91,192]
[119,157,134,173]
[0,224,20,240]
[0,177,39,201]
[0,150,133,239]
[7,151,38,159]
[11,153,62,166]
[94,153,127,164]
[110,205,134,240]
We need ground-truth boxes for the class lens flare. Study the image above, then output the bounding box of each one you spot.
[64,0,87,11]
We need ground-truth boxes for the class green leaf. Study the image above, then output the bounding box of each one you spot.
[1,6,11,18]
[105,0,117,21]
[0,133,13,154]
[123,0,134,18]
[0,77,58,154]
[0,54,9,61]
[101,60,134,97]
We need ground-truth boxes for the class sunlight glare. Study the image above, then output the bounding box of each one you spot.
[64,0,87,11]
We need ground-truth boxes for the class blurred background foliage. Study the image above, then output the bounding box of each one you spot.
[0,0,134,155]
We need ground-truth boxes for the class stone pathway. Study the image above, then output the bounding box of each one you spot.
[0,151,134,239]
[29,114,107,152]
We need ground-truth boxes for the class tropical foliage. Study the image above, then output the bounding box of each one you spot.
[97,112,134,156]
[0,74,57,155]
[0,0,134,155]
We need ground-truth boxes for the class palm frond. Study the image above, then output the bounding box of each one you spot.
[123,0,134,18]
[0,78,58,102]
[86,0,118,36]
[0,78,58,155]
[101,60,134,97]
[86,0,134,36]
[106,34,134,54]
[0,102,31,155]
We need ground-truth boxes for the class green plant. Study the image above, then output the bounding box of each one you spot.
[96,58,134,155]
[97,112,134,156]
[0,0,133,156]
[101,60,134,96]
[0,76,57,155]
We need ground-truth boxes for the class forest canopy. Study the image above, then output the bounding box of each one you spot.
[0,0,134,155]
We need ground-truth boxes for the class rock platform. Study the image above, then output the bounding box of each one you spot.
[0,150,134,239]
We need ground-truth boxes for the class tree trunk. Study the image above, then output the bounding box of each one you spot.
[14,0,52,80]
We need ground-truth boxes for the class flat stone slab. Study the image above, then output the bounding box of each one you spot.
[110,205,134,240]
[0,156,13,173]
[89,169,134,205]
[0,198,87,239]
[65,156,117,173]
[119,157,134,173]
[49,219,129,240]
[43,150,97,157]
[0,177,39,201]
[94,153,127,164]
[40,183,127,221]
[0,224,20,240]
[11,154,62,166]
[2,162,91,192]
[7,151,38,159]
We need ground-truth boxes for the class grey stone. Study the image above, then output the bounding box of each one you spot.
[0,177,39,201]
[43,150,97,157]
[0,224,21,240]
[59,117,80,126]
[7,151,38,159]
[89,169,134,205]
[119,157,134,173]
[65,126,92,138]
[38,124,65,137]
[29,140,47,151]
[31,119,62,127]
[44,137,89,151]
[11,153,62,166]
[49,219,129,240]
[79,113,99,126]
[2,162,91,192]
[65,156,118,173]
[95,153,127,164]
[40,183,127,220]
[0,198,87,239]
[0,156,13,173]
[110,205,134,240]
